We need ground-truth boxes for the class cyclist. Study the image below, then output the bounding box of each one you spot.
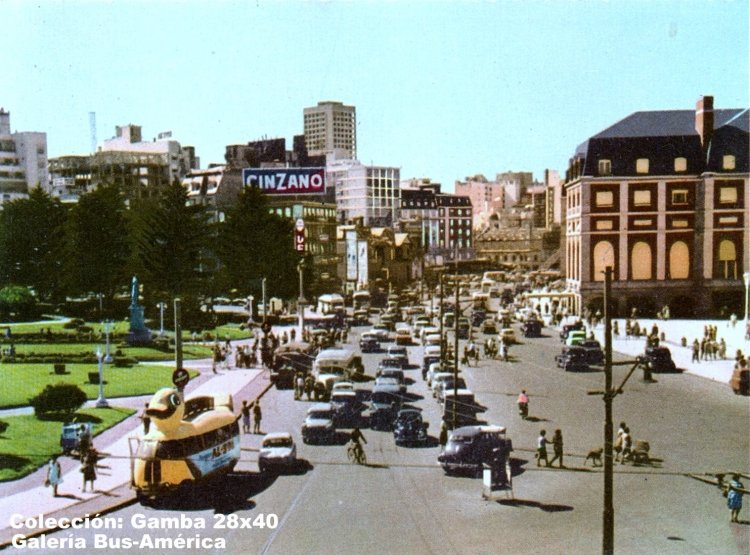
[348,427,367,462]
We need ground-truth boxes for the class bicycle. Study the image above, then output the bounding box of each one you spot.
[346,440,367,465]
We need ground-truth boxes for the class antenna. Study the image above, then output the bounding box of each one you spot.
[89,112,97,153]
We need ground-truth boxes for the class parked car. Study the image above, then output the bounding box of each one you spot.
[437,425,513,475]
[258,432,297,473]
[580,340,604,365]
[422,355,441,380]
[301,403,336,444]
[565,330,587,346]
[522,319,543,338]
[639,346,678,373]
[393,409,428,445]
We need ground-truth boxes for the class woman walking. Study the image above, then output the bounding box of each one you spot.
[727,473,744,523]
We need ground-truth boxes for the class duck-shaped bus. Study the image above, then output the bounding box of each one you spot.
[129,388,240,500]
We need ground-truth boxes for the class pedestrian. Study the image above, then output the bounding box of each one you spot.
[295,373,304,400]
[439,421,448,449]
[253,402,262,434]
[45,456,63,497]
[692,339,700,363]
[304,375,314,400]
[620,426,632,464]
[241,400,251,434]
[549,429,564,468]
[81,448,97,493]
[614,421,626,461]
[139,403,151,435]
[726,473,744,523]
[77,424,91,461]
[536,430,549,467]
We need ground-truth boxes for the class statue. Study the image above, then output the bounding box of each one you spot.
[127,276,152,346]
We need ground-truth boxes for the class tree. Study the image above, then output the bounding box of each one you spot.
[29,383,88,418]
[0,189,67,300]
[216,186,299,300]
[0,285,37,320]
[130,181,211,304]
[63,184,132,303]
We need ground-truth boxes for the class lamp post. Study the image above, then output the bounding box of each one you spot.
[103,320,113,363]
[744,272,750,322]
[95,347,109,408]
[157,302,167,336]
[262,277,267,323]
[298,261,306,340]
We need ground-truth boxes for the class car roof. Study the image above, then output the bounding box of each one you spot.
[262,432,293,441]
[308,403,332,412]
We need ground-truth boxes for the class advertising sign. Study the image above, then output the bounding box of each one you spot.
[346,230,358,281]
[357,240,368,287]
[294,219,305,253]
[242,167,326,195]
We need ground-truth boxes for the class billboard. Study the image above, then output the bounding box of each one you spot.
[242,167,326,195]
[294,219,305,253]
[346,230,358,281]
[357,240,368,287]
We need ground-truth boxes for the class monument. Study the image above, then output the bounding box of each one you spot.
[127,276,152,345]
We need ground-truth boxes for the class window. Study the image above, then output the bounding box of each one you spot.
[595,191,614,208]
[593,241,615,282]
[631,242,652,280]
[671,189,688,205]
[669,241,689,279]
[674,157,687,172]
[598,159,612,175]
[595,220,613,230]
[636,158,649,174]
[718,239,737,279]
[722,155,736,171]
[633,190,651,206]
[719,186,737,204]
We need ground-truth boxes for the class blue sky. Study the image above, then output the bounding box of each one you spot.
[1,0,748,190]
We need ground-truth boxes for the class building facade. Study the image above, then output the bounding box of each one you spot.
[329,160,400,226]
[563,96,749,317]
[303,101,356,160]
[0,108,48,204]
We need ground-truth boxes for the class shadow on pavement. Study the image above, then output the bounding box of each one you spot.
[497,498,574,512]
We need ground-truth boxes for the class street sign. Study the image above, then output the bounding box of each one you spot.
[243,167,326,195]
[294,219,305,253]
[172,367,189,390]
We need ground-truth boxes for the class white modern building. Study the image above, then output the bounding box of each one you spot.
[303,101,356,160]
[328,159,400,226]
[0,108,48,204]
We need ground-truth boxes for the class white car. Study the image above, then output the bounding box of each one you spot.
[258,432,297,473]
[369,325,390,342]
[332,381,355,394]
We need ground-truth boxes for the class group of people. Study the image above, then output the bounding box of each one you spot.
[294,372,315,401]
[535,429,564,468]
[240,400,263,435]
[45,425,100,497]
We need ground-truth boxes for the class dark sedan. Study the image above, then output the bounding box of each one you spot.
[393,409,428,446]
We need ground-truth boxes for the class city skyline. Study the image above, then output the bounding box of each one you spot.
[1,0,748,190]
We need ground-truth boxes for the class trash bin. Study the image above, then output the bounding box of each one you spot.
[54,363,66,375]
[88,372,100,384]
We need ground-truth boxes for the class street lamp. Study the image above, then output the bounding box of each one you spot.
[102,320,113,363]
[298,261,307,340]
[157,302,167,336]
[744,272,750,322]
[94,347,109,408]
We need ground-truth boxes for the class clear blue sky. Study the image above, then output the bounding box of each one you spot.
[1,0,748,190]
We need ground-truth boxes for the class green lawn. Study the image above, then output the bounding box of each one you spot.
[6,341,212,360]
[0,406,135,482]
[0,363,189,409]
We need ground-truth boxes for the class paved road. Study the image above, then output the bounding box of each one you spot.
[9,316,749,555]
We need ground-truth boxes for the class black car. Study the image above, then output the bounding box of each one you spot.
[359,336,381,353]
[393,409,428,445]
[369,386,402,430]
[522,319,543,338]
[438,425,513,475]
[580,340,604,366]
[560,321,585,341]
[555,346,590,371]
[639,346,678,373]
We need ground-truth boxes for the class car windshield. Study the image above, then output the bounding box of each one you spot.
[397,412,421,424]
[371,391,397,403]
[318,366,345,375]
[308,411,332,420]
[263,437,293,448]
[449,434,474,444]
[651,350,671,360]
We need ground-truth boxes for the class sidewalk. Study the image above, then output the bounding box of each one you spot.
[583,317,748,385]
[0,362,271,548]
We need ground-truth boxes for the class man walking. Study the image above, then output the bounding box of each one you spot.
[549,429,564,468]
[253,402,262,434]
[241,401,251,434]
[536,429,548,467]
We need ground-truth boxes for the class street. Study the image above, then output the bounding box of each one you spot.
[13,311,749,555]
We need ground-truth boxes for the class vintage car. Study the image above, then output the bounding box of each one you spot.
[438,425,513,476]
[639,346,678,373]
[393,409,428,446]
[522,319,543,338]
[301,403,336,444]
[258,432,297,473]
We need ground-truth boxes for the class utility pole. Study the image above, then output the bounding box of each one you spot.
[602,266,614,555]
[174,298,183,374]
[439,272,445,363]
[262,277,267,323]
[452,245,460,430]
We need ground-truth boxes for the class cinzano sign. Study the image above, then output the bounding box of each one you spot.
[243,168,326,195]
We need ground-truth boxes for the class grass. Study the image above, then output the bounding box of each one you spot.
[0,363,193,409]
[0,406,135,482]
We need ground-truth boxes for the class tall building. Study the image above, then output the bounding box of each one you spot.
[303,101,356,160]
[0,108,48,204]
[563,95,749,317]
[328,159,400,226]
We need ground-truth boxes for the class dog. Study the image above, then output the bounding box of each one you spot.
[584,448,603,467]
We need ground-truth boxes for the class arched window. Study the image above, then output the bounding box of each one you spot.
[718,239,737,279]
[631,242,652,280]
[669,241,690,279]
[593,241,615,281]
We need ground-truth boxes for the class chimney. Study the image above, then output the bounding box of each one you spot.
[695,95,714,148]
